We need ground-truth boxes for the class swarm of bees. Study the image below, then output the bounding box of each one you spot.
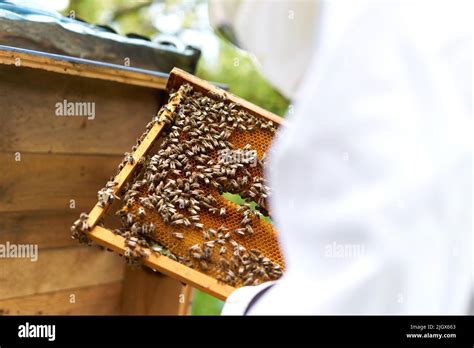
[72,83,283,287]
[71,212,91,245]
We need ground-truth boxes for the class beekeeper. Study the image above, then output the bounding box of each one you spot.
[209,0,472,315]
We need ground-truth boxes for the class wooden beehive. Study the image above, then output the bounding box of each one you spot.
[0,45,195,315]
[82,68,285,300]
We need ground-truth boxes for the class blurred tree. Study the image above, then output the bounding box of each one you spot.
[63,0,288,116]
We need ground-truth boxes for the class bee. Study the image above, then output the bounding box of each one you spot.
[241,215,251,226]
[219,258,229,269]
[235,228,246,236]
[237,205,248,213]
[272,269,283,277]
[127,213,133,226]
[205,229,215,238]
[204,241,215,248]
[243,277,254,286]
[218,225,229,233]
[126,239,137,248]
[199,260,208,271]
[219,246,227,255]
[172,219,184,226]
[189,215,200,222]
[140,198,155,210]
[124,152,135,165]
[139,248,151,258]
[262,257,271,265]
[138,207,146,218]
[242,258,251,266]
[172,232,184,240]
[131,223,141,234]
[250,249,261,256]
[77,220,90,232]
[245,225,254,235]
[191,252,202,260]
[219,207,226,216]
[189,244,201,252]
[227,270,236,279]
[97,187,114,207]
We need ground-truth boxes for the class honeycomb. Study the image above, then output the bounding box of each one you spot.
[116,84,284,288]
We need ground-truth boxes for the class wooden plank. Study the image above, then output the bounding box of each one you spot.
[0,282,123,315]
[88,225,235,301]
[0,246,124,300]
[0,64,163,155]
[0,45,168,90]
[0,152,122,213]
[0,211,79,249]
[120,267,184,315]
[178,285,193,316]
[167,68,285,126]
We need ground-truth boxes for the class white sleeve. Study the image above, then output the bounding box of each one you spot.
[221,281,275,315]
[223,0,472,315]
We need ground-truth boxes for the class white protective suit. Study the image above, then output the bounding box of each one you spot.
[209,0,473,315]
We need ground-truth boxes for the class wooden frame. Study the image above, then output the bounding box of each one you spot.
[84,68,284,301]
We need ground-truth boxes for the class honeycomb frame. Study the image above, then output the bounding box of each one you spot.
[83,68,285,300]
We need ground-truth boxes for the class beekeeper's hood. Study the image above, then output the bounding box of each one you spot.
[209,0,318,100]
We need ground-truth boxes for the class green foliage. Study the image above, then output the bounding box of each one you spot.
[191,289,224,315]
[196,35,289,117]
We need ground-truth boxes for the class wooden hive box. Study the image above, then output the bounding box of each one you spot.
[0,45,194,315]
